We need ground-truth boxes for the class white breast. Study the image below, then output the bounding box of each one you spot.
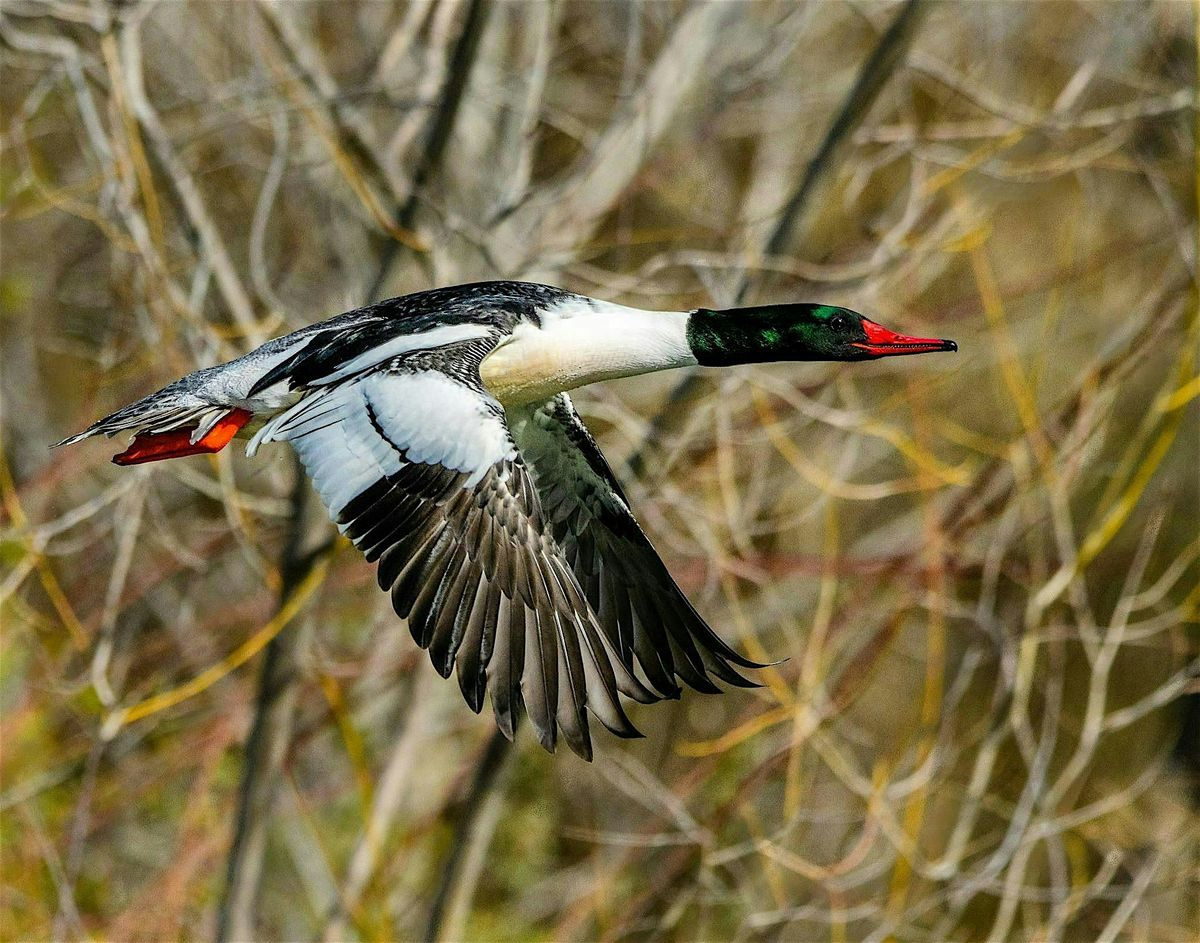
[480,299,696,406]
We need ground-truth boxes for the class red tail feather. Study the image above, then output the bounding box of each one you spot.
[112,408,253,466]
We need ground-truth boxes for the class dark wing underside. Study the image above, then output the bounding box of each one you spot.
[336,458,645,758]
[510,395,762,701]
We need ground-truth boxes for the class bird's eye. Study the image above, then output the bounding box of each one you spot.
[831,314,848,331]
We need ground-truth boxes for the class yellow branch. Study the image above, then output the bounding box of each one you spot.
[103,558,329,736]
[1077,407,1185,569]
[676,704,792,757]
[859,417,973,485]
[1080,286,1198,567]
[1158,374,1200,413]
[720,572,793,708]
[752,389,953,500]
[318,672,375,812]
[0,446,89,650]
[261,44,427,253]
[100,34,165,252]
[923,128,1026,196]
[968,242,1054,470]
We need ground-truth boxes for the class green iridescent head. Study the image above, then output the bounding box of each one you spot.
[685,303,957,366]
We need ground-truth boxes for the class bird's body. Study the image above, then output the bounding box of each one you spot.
[61,280,956,759]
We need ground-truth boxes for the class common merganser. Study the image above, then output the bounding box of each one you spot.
[59,281,956,759]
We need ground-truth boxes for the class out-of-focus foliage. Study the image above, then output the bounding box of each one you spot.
[1,1,1197,941]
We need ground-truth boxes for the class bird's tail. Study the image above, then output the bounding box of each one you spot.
[54,371,252,466]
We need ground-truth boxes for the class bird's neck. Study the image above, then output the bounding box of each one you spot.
[481,299,697,406]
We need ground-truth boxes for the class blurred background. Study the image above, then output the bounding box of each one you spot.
[2,1,1197,940]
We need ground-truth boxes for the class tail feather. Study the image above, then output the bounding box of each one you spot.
[54,368,237,450]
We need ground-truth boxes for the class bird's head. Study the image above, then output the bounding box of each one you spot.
[686,303,957,366]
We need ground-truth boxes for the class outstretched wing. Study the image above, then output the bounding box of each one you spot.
[251,356,643,760]
[508,395,762,700]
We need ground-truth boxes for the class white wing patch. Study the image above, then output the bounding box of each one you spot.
[247,370,516,516]
[361,371,515,481]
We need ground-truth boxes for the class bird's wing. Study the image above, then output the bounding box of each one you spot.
[251,357,644,760]
[508,394,762,701]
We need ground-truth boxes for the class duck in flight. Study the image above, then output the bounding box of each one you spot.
[60,281,956,760]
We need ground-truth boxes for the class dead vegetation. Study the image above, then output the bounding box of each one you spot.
[1,1,1197,940]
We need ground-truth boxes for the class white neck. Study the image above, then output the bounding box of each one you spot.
[481,298,697,406]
